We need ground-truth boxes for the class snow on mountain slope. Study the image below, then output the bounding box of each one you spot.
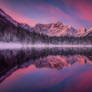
[77,27,87,37]
[33,22,90,37]
[33,22,78,37]
[80,28,92,37]
[33,21,92,37]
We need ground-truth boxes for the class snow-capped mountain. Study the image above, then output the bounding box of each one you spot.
[33,22,79,37]
[33,22,92,37]
[77,27,87,37]
[80,27,92,37]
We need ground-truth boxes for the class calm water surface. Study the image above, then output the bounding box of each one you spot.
[0,48,92,92]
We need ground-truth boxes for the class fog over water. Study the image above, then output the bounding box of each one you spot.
[0,42,92,50]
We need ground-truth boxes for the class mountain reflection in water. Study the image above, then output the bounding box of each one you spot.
[0,48,92,92]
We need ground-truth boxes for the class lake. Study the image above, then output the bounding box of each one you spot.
[0,47,92,92]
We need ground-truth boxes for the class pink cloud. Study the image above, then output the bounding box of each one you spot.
[36,4,82,28]
[65,0,92,22]
[0,2,37,27]
[65,70,92,92]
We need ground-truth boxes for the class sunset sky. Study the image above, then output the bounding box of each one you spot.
[0,0,92,29]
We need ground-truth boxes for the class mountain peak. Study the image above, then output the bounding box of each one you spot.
[33,22,78,37]
[80,26,86,32]
[53,21,64,26]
